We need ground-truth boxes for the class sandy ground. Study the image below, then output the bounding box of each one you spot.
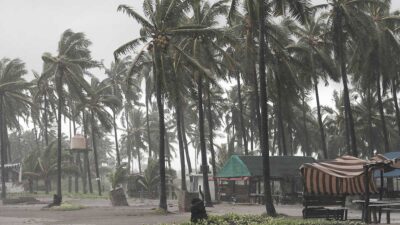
[1,198,400,225]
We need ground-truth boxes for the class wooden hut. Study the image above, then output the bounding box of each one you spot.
[216,155,315,203]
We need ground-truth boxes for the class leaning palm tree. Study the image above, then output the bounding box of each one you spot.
[317,0,385,156]
[0,58,32,199]
[287,11,339,158]
[105,59,131,166]
[40,29,99,205]
[114,0,215,211]
[77,78,121,196]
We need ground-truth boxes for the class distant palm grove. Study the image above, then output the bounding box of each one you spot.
[2,0,400,216]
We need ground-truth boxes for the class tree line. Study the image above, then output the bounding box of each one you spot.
[1,0,400,216]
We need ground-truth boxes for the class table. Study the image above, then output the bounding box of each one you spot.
[352,200,400,223]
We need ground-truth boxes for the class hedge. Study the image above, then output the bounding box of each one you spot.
[169,214,363,225]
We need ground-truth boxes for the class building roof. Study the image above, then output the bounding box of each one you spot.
[374,152,400,178]
[216,155,315,179]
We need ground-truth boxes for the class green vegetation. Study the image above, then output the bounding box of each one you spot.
[2,0,400,217]
[169,214,363,225]
[46,202,85,211]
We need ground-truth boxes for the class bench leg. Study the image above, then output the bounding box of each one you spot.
[387,211,390,224]
[372,208,378,224]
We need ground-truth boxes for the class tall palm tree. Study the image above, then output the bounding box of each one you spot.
[287,12,339,158]
[318,0,384,156]
[114,0,215,211]
[77,78,120,196]
[257,0,276,217]
[0,58,31,199]
[105,59,131,166]
[178,0,234,207]
[32,70,57,147]
[41,29,98,204]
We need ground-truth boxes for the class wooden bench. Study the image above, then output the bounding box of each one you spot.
[380,208,400,224]
[303,195,348,220]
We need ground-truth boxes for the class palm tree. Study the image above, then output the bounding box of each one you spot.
[317,0,385,156]
[32,70,56,147]
[0,58,31,199]
[77,78,120,196]
[287,11,339,158]
[41,29,99,204]
[105,59,131,166]
[114,0,216,211]
[23,141,78,194]
[257,0,276,216]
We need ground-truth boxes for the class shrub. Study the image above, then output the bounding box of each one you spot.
[168,214,363,225]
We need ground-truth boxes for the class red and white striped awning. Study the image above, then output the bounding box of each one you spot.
[300,155,400,195]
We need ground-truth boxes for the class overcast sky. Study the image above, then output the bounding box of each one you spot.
[2,0,400,77]
[1,0,400,170]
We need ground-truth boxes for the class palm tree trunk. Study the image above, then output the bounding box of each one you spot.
[125,105,132,173]
[0,95,6,199]
[33,122,40,152]
[136,136,142,174]
[72,116,79,193]
[367,87,374,156]
[197,74,212,207]
[5,127,10,163]
[82,111,89,193]
[90,110,102,196]
[236,72,248,155]
[336,15,358,157]
[392,79,400,137]
[55,72,63,205]
[45,177,50,194]
[250,125,254,153]
[275,76,287,156]
[113,109,121,166]
[146,90,152,160]
[181,113,192,176]
[174,93,187,191]
[206,82,219,200]
[344,102,351,154]
[85,152,92,193]
[314,80,328,158]
[301,92,310,156]
[258,0,277,216]
[43,92,49,146]
[245,10,262,136]
[68,114,73,193]
[75,153,80,193]
[377,73,390,153]
[154,49,167,211]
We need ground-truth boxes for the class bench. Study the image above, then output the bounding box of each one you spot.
[380,208,400,224]
[303,195,348,220]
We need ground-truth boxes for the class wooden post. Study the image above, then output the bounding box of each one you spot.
[380,170,384,200]
[363,164,370,223]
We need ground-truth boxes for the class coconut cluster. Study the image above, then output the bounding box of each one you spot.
[154,34,169,49]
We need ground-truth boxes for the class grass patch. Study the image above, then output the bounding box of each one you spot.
[167,214,363,225]
[8,192,108,200]
[152,207,170,215]
[48,202,86,211]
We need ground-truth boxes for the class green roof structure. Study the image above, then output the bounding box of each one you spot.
[216,155,315,179]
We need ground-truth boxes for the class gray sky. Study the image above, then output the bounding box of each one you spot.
[2,0,400,76]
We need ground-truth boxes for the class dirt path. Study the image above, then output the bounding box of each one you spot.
[1,198,398,225]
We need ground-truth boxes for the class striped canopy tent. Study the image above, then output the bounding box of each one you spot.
[300,155,400,195]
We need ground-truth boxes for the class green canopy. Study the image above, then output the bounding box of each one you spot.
[217,155,251,178]
[217,155,315,179]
